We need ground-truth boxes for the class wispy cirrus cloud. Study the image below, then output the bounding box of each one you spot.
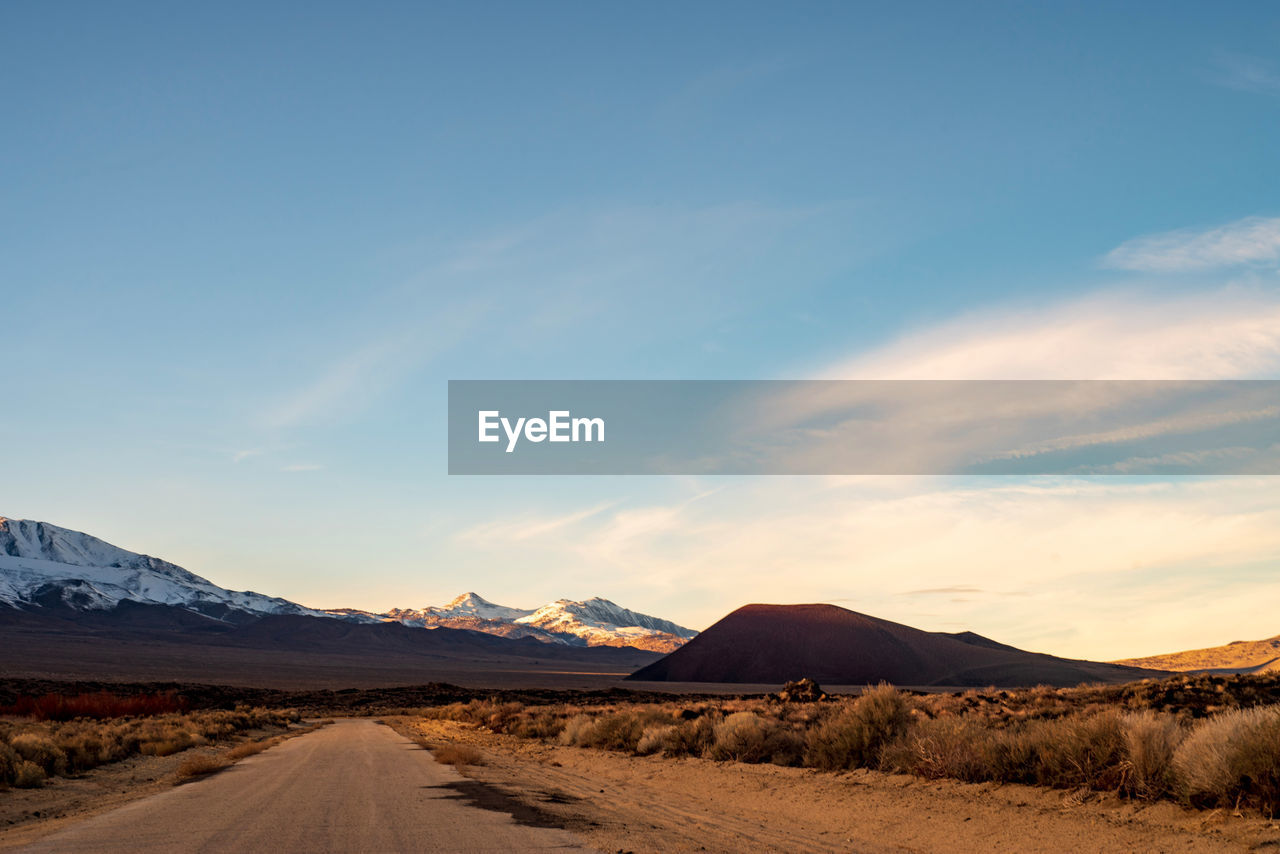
[1212,53,1280,97]
[1103,216,1280,273]
[263,337,410,430]
[456,501,619,543]
[821,287,1280,380]
[264,200,864,430]
[262,301,488,430]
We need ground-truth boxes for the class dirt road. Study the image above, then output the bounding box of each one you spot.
[12,719,594,853]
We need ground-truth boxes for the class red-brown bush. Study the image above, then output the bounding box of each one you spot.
[0,691,188,721]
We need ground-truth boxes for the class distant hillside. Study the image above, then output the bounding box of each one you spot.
[628,603,1162,688]
[1114,635,1280,674]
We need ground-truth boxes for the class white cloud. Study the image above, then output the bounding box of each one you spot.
[1103,217,1280,273]
[820,288,1280,380]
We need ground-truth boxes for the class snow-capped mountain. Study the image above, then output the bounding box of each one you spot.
[325,592,696,652]
[0,517,324,619]
[422,592,535,622]
[516,598,697,651]
[0,517,698,651]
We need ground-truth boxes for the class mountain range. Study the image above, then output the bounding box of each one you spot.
[2,516,1208,691]
[330,593,694,652]
[0,517,695,653]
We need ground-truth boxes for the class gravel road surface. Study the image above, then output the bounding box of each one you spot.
[16,719,594,853]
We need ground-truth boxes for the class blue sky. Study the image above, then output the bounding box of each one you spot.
[4,1,1280,659]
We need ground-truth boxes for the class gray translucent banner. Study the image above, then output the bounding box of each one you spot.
[447,380,1280,475]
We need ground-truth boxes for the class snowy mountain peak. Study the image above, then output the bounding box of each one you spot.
[423,592,534,622]
[0,516,321,620]
[2,518,177,576]
[495,597,698,651]
[516,597,697,641]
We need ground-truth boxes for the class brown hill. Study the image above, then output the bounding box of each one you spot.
[1114,634,1280,674]
[626,603,1161,688]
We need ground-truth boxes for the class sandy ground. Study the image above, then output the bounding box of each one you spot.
[398,718,1280,854]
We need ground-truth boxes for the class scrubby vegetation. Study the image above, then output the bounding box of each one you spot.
[417,674,1280,817]
[0,707,300,788]
[0,691,187,721]
[432,744,484,767]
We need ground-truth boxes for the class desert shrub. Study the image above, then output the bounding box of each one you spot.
[709,712,804,765]
[1122,711,1185,799]
[9,733,68,776]
[433,744,484,766]
[636,725,677,756]
[13,760,46,788]
[566,712,641,751]
[138,726,203,757]
[558,714,596,747]
[654,715,718,757]
[0,743,19,787]
[1025,710,1126,790]
[0,691,187,721]
[1173,705,1280,813]
[804,684,912,770]
[0,706,296,784]
[984,726,1038,784]
[507,710,566,740]
[558,709,674,753]
[882,716,995,782]
[711,712,776,763]
[57,730,113,773]
[425,699,528,732]
[483,702,526,733]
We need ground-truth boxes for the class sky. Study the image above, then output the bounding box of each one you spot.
[3,1,1280,660]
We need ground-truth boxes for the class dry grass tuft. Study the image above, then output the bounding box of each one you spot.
[175,753,230,781]
[1122,711,1185,799]
[225,738,276,761]
[432,744,484,766]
